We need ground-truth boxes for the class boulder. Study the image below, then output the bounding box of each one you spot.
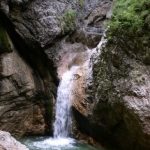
[73,37,150,150]
[0,130,28,150]
[92,40,150,150]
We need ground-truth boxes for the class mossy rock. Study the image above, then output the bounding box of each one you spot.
[107,0,150,65]
[78,0,84,7]
[145,14,150,30]
[0,24,12,53]
[60,9,77,34]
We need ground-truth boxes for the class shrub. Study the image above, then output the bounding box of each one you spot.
[61,9,76,34]
[78,0,84,7]
[107,0,150,64]
[108,0,150,37]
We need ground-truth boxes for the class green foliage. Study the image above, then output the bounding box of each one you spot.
[108,0,150,36]
[61,9,76,34]
[107,0,150,64]
[78,0,84,7]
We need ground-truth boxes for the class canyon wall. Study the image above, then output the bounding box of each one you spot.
[0,0,111,137]
[0,0,150,150]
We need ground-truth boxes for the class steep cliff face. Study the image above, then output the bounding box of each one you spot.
[0,0,112,138]
[72,1,150,150]
[0,0,110,49]
[92,1,150,149]
[0,23,56,137]
[91,41,150,150]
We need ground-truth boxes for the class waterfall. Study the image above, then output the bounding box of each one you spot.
[24,34,108,150]
[53,66,79,138]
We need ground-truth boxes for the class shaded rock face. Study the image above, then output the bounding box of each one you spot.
[0,130,29,150]
[0,23,56,137]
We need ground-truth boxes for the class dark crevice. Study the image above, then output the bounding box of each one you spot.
[72,107,119,150]
[0,11,58,86]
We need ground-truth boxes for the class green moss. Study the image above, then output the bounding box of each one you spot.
[61,9,76,34]
[107,0,150,64]
[78,0,84,7]
[108,0,150,35]
[0,24,12,53]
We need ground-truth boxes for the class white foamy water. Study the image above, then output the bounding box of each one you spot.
[33,137,75,149]
[89,32,108,66]
[53,66,79,138]
[21,136,101,150]
[81,34,107,92]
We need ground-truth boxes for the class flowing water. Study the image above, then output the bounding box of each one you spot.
[21,66,105,150]
[53,66,79,138]
[20,38,108,150]
[21,136,105,150]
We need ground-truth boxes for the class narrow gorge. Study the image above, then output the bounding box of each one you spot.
[0,0,150,150]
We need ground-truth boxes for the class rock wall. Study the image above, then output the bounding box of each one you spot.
[90,38,150,150]
[0,0,113,142]
[0,21,56,137]
[72,38,150,150]
[2,0,149,150]
[0,0,112,138]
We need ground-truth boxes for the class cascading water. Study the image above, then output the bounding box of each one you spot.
[20,36,107,150]
[53,66,79,138]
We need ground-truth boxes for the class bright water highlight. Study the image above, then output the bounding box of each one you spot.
[54,66,79,138]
